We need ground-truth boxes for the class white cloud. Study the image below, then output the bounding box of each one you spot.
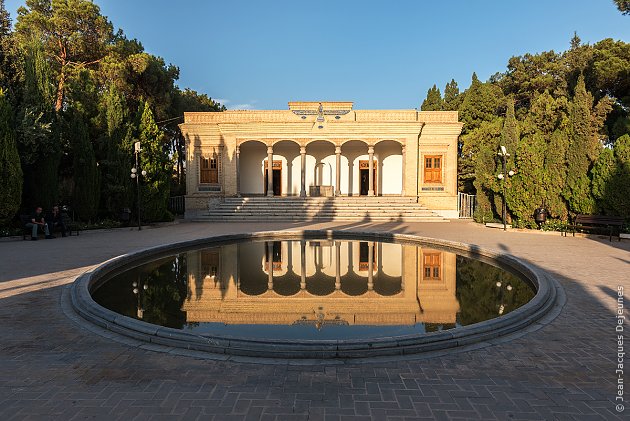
[214,98,230,105]
[227,100,258,110]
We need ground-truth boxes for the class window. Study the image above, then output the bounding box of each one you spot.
[200,156,218,184]
[423,252,441,281]
[424,155,442,183]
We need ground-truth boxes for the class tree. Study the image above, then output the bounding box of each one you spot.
[0,0,17,99]
[592,134,630,218]
[17,37,60,209]
[135,101,170,222]
[614,0,630,14]
[15,0,114,112]
[459,73,503,133]
[443,79,461,111]
[563,74,609,215]
[67,110,99,221]
[421,84,443,111]
[0,89,22,224]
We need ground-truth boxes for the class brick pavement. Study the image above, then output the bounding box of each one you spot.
[0,220,628,420]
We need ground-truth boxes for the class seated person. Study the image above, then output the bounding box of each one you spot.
[26,206,55,240]
[47,205,67,237]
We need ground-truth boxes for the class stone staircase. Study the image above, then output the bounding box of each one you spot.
[192,196,448,222]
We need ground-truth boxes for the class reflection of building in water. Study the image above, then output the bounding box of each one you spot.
[183,241,459,326]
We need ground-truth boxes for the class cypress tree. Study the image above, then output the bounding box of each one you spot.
[443,79,461,111]
[0,89,22,224]
[136,101,170,222]
[69,110,99,222]
[563,74,598,215]
[420,84,443,111]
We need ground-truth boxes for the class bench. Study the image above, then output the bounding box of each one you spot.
[565,214,624,242]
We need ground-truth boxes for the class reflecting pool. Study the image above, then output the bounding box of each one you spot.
[92,240,535,340]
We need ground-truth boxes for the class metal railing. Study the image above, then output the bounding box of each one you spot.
[168,196,185,215]
[458,192,476,219]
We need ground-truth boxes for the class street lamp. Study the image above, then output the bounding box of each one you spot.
[495,280,513,315]
[132,278,149,319]
[497,146,514,231]
[130,141,147,231]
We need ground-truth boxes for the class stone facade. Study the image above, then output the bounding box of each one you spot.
[179,101,462,218]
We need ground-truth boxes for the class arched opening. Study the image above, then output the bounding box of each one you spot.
[374,140,403,195]
[341,140,369,196]
[238,140,267,195]
[306,140,335,196]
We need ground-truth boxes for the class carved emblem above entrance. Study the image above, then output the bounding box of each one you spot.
[291,102,351,119]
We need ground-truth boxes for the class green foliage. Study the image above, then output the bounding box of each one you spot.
[15,0,114,111]
[614,0,630,15]
[420,84,443,111]
[443,79,461,111]
[0,90,22,224]
[563,75,603,215]
[136,101,171,222]
[459,73,503,133]
[67,110,99,221]
[592,134,630,219]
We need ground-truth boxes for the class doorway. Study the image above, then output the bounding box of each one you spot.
[359,160,377,196]
[264,160,282,196]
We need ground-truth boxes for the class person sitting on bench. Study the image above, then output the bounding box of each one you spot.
[47,205,67,237]
[26,206,55,240]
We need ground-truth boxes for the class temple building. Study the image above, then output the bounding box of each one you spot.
[179,101,462,219]
[182,241,460,327]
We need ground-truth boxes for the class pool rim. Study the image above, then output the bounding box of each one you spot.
[69,230,561,359]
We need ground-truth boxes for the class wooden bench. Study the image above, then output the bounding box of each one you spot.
[565,214,624,242]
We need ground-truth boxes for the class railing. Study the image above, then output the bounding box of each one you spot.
[458,192,476,219]
[168,196,185,215]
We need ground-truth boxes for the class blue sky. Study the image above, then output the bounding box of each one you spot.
[4,0,630,110]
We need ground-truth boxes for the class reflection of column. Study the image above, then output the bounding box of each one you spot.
[368,146,374,196]
[236,145,241,197]
[401,144,406,196]
[300,146,306,197]
[267,242,274,290]
[367,242,374,290]
[335,146,341,196]
[300,240,306,289]
[335,241,341,290]
[266,145,274,197]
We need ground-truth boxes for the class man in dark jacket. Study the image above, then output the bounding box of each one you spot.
[26,206,54,240]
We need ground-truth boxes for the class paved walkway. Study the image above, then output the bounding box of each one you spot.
[0,220,628,420]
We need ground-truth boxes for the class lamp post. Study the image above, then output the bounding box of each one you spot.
[497,146,515,231]
[130,141,147,231]
[495,280,513,316]
[132,277,149,319]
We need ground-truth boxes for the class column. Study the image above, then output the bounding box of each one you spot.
[236,145,241,197]
[335,241,341,290]
[267,242,274,290]
[335,146,342,196]
[300,146,306,197]
[401,144,406,196]
[368,146,375,196]
[300,240,307,290]
[266,145,274,197]
[367,242,374,290]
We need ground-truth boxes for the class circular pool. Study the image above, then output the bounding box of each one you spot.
[70,231,560,359]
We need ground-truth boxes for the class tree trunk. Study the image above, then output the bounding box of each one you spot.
[55,70,65,112]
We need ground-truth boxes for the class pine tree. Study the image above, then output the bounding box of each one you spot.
[420,84,443,111]
[0,89,22,224]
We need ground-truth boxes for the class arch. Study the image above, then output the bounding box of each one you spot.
[373,273,403,296]
[306,140,336,192]
[374,140,403,195]
[239,141,267,194]
[342,140,370,196]
[271,140,300,195]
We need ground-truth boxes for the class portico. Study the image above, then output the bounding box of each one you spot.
[180,101,462,218]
